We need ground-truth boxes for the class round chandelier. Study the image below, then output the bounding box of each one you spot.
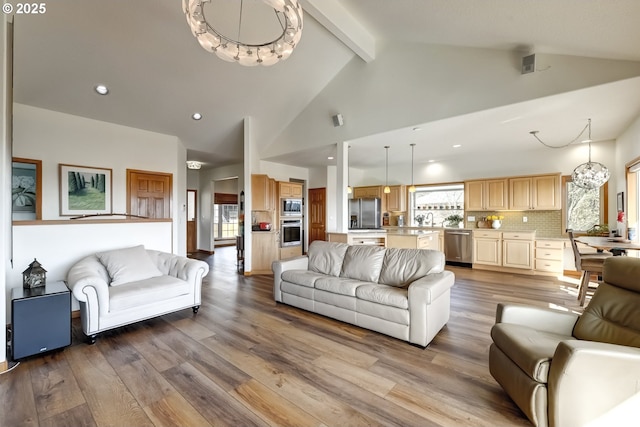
[183,0,303,67]
[530,118,610,189]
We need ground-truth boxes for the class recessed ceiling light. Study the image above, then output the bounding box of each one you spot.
[94,84,109,95]
[453,144,462,148]
[192,113,202,120]
[428,159,435,163]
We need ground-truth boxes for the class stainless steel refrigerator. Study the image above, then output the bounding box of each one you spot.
[349,198,382,229]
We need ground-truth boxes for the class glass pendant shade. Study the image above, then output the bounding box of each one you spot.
[183,0,303,67]
[571,160,610,189]
[346,186,352,194]
[384,186,391,194]
[408,185,416,193]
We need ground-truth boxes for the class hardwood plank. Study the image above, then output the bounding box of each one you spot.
[115,359,174,407]
[162,362,266,427]
[0,362,39,427]
[143,391,212,427]
[39,403,97,427]
[65,343,153,426]
[311,355,396,398]
[30,352,85,420]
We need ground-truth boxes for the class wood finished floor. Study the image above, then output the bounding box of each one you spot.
[0,247,588,427]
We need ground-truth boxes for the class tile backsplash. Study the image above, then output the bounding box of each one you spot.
[465,210,563,238]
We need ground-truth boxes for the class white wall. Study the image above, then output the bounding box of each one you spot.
[1,17,12,368]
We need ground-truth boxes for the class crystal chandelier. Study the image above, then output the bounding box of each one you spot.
[183,0,303,67]
[530,118,609,189]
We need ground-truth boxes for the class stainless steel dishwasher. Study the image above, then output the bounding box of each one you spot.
[444,229,473,266]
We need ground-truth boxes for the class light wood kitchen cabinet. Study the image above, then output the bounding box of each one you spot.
[534,239,564,275]
[252,231,279,274]
[252,174,275,211]
[279,181,303,198]
[465,179,508,211]
[386,185,406,212]
[502,231,534,270]
[387,231,439,250]
[473,230,502,266]
[353,185,382,199]
[509,174,561,210]
[280,245,302,260]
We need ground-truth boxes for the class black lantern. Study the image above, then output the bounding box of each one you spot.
[22,258,47,289]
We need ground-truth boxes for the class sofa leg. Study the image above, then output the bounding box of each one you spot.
[87,334,97,345]
[192,306,200,314]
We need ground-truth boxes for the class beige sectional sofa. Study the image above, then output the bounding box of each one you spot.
[272,241,455,347]
[67,245,209,343]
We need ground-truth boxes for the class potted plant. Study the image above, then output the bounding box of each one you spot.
[445,214,464,228]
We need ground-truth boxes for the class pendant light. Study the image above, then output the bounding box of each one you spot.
[571,119,610,189]
[383,146,391,194]
[408,143,416,193]
[346,145,352,194]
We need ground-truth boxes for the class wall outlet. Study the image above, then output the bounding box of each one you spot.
[468,216,475,222]
[523,216,528,223]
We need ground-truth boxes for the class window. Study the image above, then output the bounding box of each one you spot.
[563,176,608,233]
[213,204,238,239]
[409,184,464,226]
[626,158,639,242]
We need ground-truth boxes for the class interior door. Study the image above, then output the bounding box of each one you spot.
[187,189,197,253]
[127,169,172,218]
[309,188,326,245]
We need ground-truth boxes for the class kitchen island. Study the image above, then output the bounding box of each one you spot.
[327,230,387,247]
[386,229,440,250]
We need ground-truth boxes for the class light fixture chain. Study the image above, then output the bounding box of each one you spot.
[530,120,590,149]
[237,0,244,43]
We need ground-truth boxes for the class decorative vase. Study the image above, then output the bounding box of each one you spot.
[492,220,502,229]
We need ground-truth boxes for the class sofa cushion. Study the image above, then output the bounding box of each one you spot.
[491,323,576,383]
[96,245,163,286]
[379,248,445,287]
[573,282,640,348]
[281,281,315,299]
[281,270,325,288]
[315,277,368,297]
[109,275,190,311]
[308,241,349,277]
[356,284,408,309]
[340,245,386,283]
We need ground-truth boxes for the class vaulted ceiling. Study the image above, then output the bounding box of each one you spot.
[11,0,640,169]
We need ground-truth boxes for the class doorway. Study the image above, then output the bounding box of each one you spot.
[187,189,197,253]
[309,187,326,245]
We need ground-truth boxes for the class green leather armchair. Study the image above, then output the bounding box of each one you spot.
[489,256,640,427]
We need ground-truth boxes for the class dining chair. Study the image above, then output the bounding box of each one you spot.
[567,230,613,306]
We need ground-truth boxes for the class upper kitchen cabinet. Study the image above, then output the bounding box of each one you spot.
[252,174,276,211]
[509,174,561,210]
[353,185,382,199]
[279,181,303,198]
[465,179,508,211]
[386,185,406,212]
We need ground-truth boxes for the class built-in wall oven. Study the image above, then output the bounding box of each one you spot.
[281,219,302,247]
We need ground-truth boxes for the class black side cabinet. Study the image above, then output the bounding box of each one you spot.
[11,281,71,360]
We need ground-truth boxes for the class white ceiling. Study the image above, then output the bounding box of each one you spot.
[11,0,640,170]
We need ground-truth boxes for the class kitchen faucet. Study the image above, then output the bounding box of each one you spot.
[425,212,434,227]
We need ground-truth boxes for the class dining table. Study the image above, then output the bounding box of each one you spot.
[575,236,640,254]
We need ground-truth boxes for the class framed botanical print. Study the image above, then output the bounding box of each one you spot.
[12,158,42,220]
[59,164,113,216]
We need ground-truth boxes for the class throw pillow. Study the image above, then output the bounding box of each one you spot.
[96,245,163,286]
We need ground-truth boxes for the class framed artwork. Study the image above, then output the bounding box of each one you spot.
[59,164,112,216]
[12,158,42,220]
[617,192,624,212]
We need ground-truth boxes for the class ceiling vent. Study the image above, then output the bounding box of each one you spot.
[522,54,536,74]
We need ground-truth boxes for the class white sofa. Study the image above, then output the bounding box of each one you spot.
[272,241,455,347]
[67,245,209,343]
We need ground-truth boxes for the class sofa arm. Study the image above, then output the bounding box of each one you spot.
[549,340,640,427]
[148,251,209,305]
[496,303,580,336]
[66,256,111,334]
[272,255,309,302]
[408,270,455,346]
